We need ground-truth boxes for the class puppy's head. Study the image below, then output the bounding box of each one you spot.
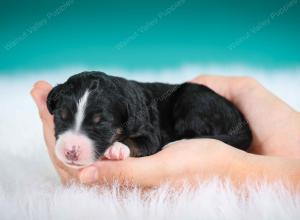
[47,72,126,168]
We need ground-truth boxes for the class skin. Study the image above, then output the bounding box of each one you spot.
[30,76,300,190]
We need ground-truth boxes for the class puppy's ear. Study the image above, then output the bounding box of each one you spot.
[47,84,64,114]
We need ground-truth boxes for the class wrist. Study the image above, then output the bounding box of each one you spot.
[229,151,300,190]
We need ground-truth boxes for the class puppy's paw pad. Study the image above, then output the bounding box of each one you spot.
[104,142,130,160]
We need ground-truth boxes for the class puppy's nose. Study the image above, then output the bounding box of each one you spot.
[65,146,79,161]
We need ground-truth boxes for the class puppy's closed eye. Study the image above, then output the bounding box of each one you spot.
[60,108,69,121]
[92,113,101,124]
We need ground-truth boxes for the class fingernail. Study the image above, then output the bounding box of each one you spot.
[80,166,98,184]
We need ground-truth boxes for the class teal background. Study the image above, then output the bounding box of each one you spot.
[1,0,300,73]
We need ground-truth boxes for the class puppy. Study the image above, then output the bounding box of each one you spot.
[47,71,252,168]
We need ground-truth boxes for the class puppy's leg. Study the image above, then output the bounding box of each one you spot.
[104,142,130,160]
[129,135,161,157]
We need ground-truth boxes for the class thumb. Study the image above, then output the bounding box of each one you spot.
[79,157,160,187]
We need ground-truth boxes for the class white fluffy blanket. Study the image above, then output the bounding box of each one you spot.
[0,65,300,220]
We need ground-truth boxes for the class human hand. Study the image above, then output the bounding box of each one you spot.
[31,76,300,188]
[191,76,300,158]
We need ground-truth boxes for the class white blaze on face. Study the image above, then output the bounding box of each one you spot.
[55,89,96,169]
[74,90,90,132]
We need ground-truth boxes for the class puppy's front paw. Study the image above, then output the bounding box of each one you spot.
[104,142,130,160]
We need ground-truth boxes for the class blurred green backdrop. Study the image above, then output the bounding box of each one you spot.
[1,0,299,72]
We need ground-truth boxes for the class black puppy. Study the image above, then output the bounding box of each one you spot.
[47,71,252,168]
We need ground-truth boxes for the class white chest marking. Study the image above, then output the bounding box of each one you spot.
[74,90,90,132]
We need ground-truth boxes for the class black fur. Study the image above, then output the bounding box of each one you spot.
[47,71,252,157]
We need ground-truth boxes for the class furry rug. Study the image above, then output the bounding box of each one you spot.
[0,65,300,220]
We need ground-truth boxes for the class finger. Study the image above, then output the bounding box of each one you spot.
[30,81,55,146]
[190,75,234,100]
[31,82,59,162]
[79,156,161,187]
[31,81,52,110]
[33,80,53,90]
[30,81,53,124]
